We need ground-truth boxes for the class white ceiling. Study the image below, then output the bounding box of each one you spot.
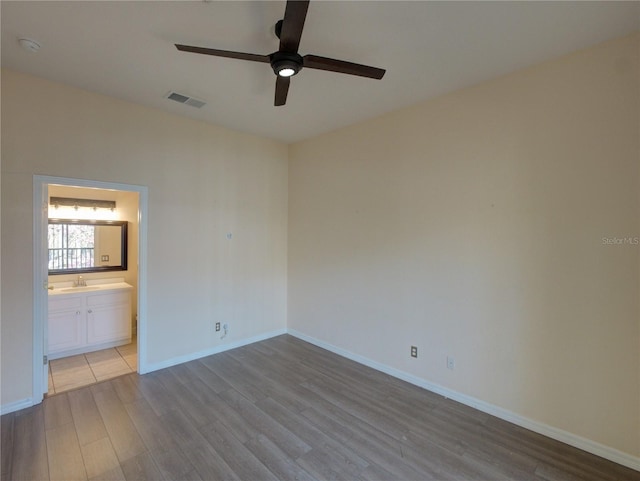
[2,1,639,143]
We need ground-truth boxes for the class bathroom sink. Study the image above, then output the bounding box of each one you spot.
[49,280,133,295]
[59,286,103,292]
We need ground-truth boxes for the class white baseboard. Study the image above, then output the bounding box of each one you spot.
[1,398,34,415]
[287,329,640,473]
[141,328,287,374]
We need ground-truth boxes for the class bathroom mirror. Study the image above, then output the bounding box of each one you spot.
[48,219,128,275]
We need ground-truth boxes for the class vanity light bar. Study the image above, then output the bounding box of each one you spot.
[50,197,116,210]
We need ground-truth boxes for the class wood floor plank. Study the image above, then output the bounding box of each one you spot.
[178,469,203,481]
[178,375,221,406]
[483,416,635,481]
[184,359,233,393]
[157,409,239,481]
[383,379,445,410]
[123,397,180,453]
[218,388,312,459]
[91,385,146,463]
[300,392,463,480]
[199,420,281,481]
[227,342,314,386]
[67,387,109,446]
[199,352,269,403]
[43,392,73,430]
[156,408,210,450]
[244,433,319,481]
[357,462,399,481]
[296,445,366,481]
[45,421,87,481]
[255,396,370,472]
[120,451,164,481]
[111,374,145,405]
[123,398,196,479]
[535,461,593,481]
[460,449,540,481]
[462,426,539,476]
[88,465,126,481]
[191,389,260,444]
[0,413,14,477]
[80,437,120,479]
[148,446,196,481]
[299,405,429,481]
[225,346,321,414]
[133,372,179,417]
[300,377,409,440]
[10,406,49,481]
[155,370,220,428]
[183,445,240,481]
[156,361,195,387]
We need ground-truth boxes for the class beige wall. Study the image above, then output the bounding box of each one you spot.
[289,34,640,457]
[1,69,288,405]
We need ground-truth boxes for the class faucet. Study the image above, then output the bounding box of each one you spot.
[76,275,87,287]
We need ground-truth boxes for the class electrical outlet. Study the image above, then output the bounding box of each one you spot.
[220,323,229,340]
[215,322,221,332]
[447,356,455,370]
[410,346,418,358]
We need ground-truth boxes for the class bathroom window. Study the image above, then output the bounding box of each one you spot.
[48,223,95,270]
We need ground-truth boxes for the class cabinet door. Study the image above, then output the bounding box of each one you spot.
[48,309,84,353]
[87,304,131,345]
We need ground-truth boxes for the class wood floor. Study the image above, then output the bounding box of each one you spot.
[1,335,638,481]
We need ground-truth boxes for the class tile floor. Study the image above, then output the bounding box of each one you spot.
[47,339,137,395]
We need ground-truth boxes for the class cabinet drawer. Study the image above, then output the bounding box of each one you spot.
[87,291,130,307]
[49,296,83,311]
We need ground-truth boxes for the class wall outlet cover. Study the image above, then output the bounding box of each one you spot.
[447,356,455,370]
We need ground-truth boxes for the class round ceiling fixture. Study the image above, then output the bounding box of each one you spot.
[270,51,303,78]
[18,37,41,53]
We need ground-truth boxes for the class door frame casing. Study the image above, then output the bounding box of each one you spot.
[32,175,148,404]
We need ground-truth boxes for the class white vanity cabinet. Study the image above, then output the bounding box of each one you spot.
[86,291,131,345]
[48,284,132,359]
[48,296,85,354]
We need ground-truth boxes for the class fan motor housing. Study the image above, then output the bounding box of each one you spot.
[270,51,303,77]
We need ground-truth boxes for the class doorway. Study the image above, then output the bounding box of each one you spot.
[33,175,148,403]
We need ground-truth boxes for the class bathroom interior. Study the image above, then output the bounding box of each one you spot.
[46,184,139,394]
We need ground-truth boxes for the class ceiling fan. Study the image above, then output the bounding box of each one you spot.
[175,0,386,106]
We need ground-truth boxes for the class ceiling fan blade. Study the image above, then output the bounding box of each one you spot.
[175,44,270,64]
[279,0,310,53]
[303,54,386,79]
[274,76,290,106]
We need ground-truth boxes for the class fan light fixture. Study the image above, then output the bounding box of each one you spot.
[278,67,296,78]
[270,51,303,77]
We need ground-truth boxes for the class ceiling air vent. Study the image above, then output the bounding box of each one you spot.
[166,91,206,109]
